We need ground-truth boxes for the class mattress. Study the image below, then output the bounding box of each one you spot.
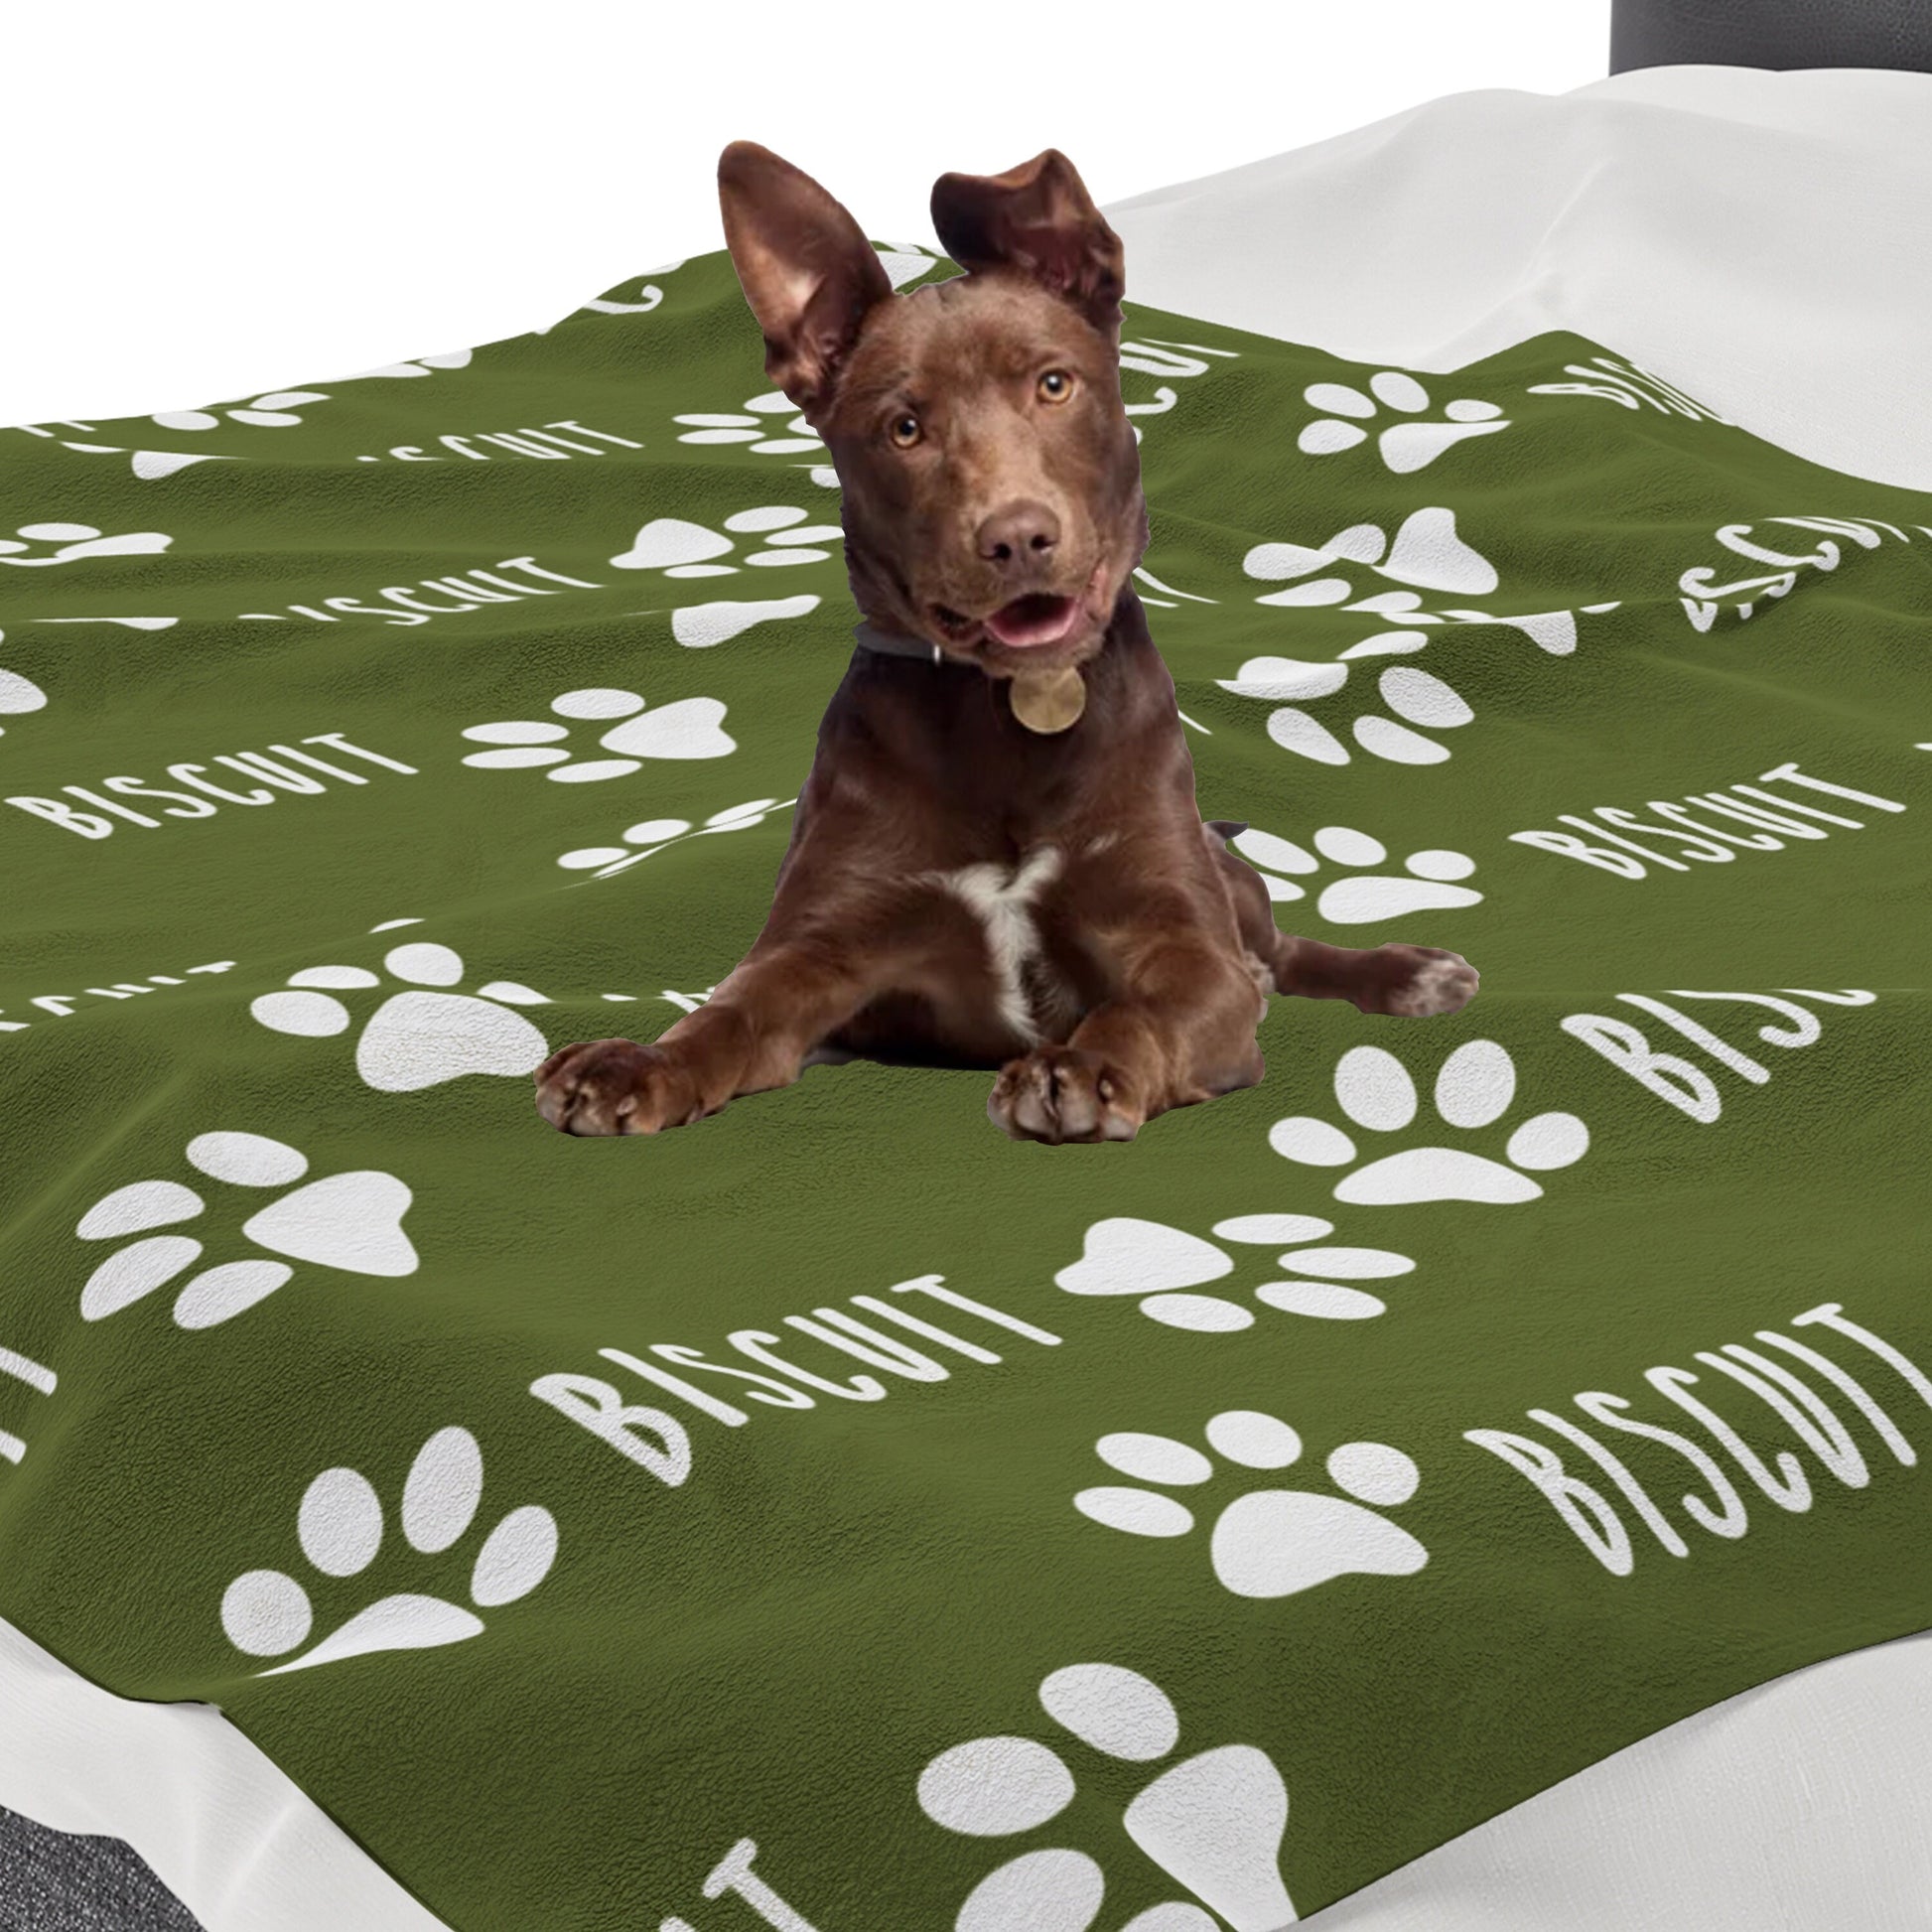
[4,60,1930,1932]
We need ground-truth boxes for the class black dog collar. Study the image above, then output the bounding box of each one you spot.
[853,620,943,664]
[852,618,1087,734]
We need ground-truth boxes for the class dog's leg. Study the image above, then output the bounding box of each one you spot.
[1209,824,1478,1020]
[535,937,898,1137]
[988,929,1267,1145]
[1271,934,1479,1018]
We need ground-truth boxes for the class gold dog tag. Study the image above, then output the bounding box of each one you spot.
[1010,667,1086,735]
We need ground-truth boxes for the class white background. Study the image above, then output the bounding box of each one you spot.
[1,0,1607,429]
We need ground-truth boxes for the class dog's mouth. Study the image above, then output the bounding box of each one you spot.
[932,594,1076,650]
[929,566,1111,658]
[984,592,1082,649]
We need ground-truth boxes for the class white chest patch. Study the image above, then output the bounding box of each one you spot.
[927,845,1064,1043]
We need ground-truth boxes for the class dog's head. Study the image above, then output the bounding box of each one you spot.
[718,141,1147,677]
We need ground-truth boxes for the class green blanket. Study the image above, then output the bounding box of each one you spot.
[3,245,1929,1932]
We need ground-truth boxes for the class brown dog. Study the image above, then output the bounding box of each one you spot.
[535,143,1477,1145]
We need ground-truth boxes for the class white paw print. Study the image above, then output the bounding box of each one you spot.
[1218,656,1475,766]
[1075,1410,1429,1602]
[0,521,174,568]
[874,239,945,288]
[1057,1214,1410,1333]
[918,1661,1294,1932]
[1243,507,1497,614]
[1300,370,1509,472]
[1272,1039,1589,1205]
[1231,824,1480,923]
[250,935,550,1092]
[152,390,330,432]
[609,505,842,583]
[218,1426,558,1676]
[75,1131,415,1331]
[1218,609,1619,767]
[1236,506,1613,654]
[12,428,223,482]
[663,592,823,649]
[559,795,793,879]
[0,642,48,736]
[342,348,474,380]
[461,685,736,781]
[673,390,824,457]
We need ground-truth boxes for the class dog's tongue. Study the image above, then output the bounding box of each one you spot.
[984,593,1079,649]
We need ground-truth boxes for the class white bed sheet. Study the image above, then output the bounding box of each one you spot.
[7,63,1931,1932]
[0,1613,444,1930]
[1109,64,1932,493]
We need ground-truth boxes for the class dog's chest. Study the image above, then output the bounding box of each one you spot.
[924,842,1083,1044]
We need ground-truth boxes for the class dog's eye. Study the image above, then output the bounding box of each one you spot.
[888,413,922,449]
[1037,369,1074,403]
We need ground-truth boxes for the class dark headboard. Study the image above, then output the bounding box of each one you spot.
[1612,0,1932,72]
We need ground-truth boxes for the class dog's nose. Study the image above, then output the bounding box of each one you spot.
[976,500,1060,567]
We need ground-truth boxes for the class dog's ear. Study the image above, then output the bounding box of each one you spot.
[718,141,893,416]
[929,149,1125,336]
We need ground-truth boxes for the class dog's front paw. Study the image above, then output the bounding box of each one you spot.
[1372,945,1480,1019]
[988,1045,1144,1145]
[534,1037,700,1136]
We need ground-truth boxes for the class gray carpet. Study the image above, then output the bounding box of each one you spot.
[1611,0,1932,72]
[0,1806,202,1932]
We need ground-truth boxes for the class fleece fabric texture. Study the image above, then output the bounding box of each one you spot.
[1,247,1928,1932]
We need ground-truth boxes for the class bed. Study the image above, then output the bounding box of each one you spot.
[3,53,1930,1932]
